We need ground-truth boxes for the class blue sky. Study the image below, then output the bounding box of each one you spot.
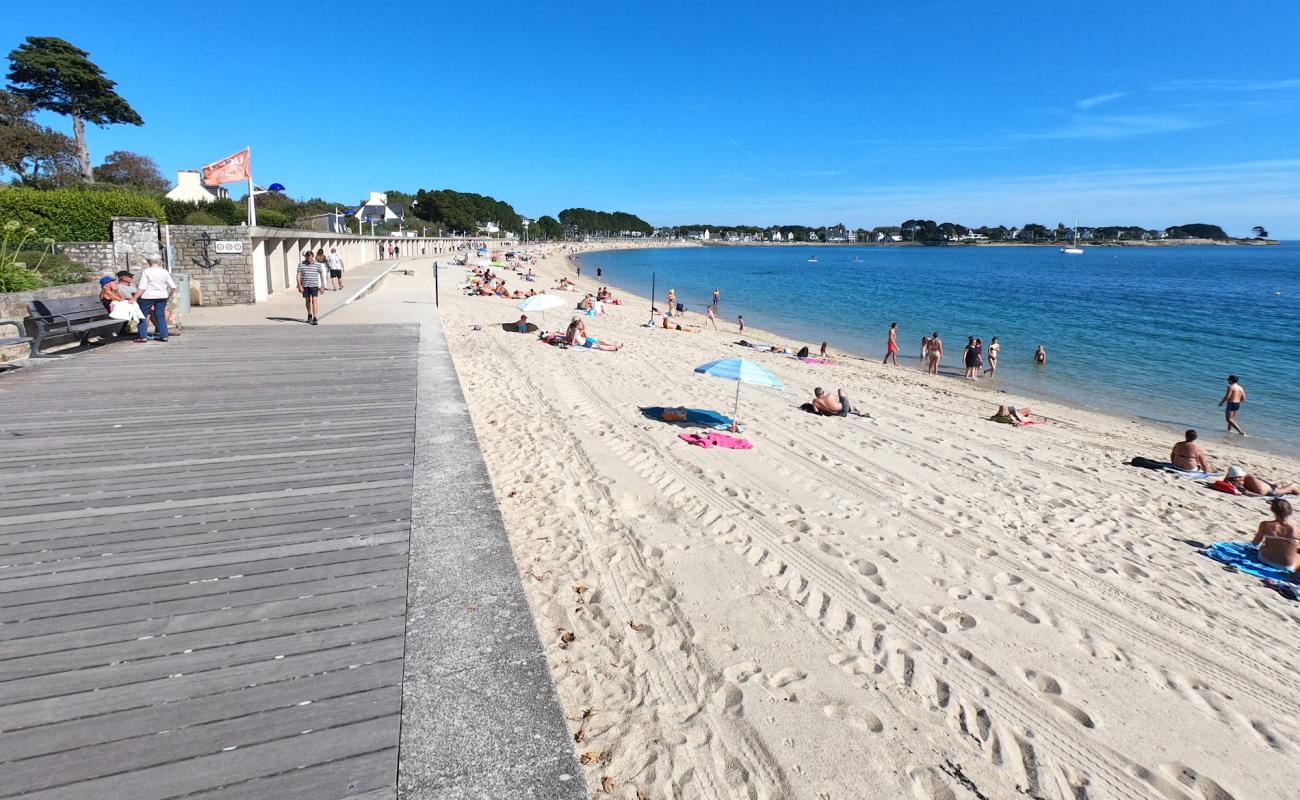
[3,1,1298,236]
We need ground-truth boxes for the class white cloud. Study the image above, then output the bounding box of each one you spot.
[1076,91,1129,110]
[1154,78,1300,92]
[1015,113,1206,141]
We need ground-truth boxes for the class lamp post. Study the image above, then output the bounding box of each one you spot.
[246,182,285,226]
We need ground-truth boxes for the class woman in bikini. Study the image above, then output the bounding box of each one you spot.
[1253,498,1299,573]
[984,336,1000,376]
[926,332,943,375]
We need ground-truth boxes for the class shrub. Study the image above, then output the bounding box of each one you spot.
[0,186,165,241]
[255,208,289,228]
[0,263,43,292]
[31,251,95,286]
[161,196,243,226]
[182,210,225,226]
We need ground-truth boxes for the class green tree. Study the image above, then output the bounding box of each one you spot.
[93,150,166,191]
[6,36,143,183]
[532,215,563,240]
[0,90,78,186]
[1252,225,1269,239]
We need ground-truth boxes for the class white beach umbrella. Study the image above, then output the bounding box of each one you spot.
[517,293,565,326]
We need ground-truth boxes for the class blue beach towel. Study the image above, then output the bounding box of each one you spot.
[640,406,741,432]
[1203,541,1300,586]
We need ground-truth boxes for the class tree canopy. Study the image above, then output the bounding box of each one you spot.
[557,208,653,237]
[410,188,521,235]
[6,36,143,182]
[0,90,77,186]
[1164,223,1228,240]
[93,150,166,191]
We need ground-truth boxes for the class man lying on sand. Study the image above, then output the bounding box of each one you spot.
[662,316,700,332]
[803,387,857,417]
[1253,498,1299,573]
[1171,430,1213,472]
[1225,465,1300,497]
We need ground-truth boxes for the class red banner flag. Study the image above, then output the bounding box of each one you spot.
[202,148,251,186]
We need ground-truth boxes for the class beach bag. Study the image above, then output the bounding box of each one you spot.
[1128,456,1166,470]
[1209,480,1240,495]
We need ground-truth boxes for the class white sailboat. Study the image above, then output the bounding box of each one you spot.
[1061,219,1084,254]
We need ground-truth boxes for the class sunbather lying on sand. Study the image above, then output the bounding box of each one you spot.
[662,316,700,332]
[991,405,1044,426]
[1225,466,1300,497]
[1253,498,1299,573]
[802,387,857,417]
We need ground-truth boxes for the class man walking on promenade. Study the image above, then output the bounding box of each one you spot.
[297,250,327,325]
[326,247,345,290]
[132,256,176,342]
[1220,375,1247,435]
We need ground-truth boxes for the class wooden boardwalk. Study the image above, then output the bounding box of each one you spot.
[0,326,418,799]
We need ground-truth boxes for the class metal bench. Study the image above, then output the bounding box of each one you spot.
[27,296,124,357]
[0,319,34,370]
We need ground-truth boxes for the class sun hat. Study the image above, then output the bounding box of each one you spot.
[1225,465,1246,478]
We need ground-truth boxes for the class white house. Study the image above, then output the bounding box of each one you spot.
[702,228,711,241]
[354,192,403,225]
[165,170,229,204]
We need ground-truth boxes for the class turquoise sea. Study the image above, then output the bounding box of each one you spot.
[579,243,1300,451]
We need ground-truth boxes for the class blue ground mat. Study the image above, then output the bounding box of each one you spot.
[639,406,738,431]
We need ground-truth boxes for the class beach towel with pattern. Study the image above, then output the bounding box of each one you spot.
[1203,541,1300,585]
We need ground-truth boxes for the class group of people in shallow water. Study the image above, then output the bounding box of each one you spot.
[1168,428,1300,574]
[886,324,1046,379]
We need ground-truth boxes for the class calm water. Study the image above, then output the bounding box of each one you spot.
[579,243,1300,449]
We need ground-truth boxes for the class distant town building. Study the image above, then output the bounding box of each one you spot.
[296,212,351,233]
[165,170,229,204]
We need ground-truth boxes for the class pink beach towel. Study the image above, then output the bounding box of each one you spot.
[678,432,753,450]
[798,357,831,364]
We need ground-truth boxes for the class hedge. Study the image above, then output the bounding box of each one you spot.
[0,186,166,242]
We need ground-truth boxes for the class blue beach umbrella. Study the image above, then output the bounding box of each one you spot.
[693,358,784,430]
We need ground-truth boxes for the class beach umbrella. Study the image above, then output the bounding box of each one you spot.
[693,358,783,431]
[517,293,565,326]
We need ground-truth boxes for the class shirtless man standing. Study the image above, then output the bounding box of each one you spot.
[1170,430,1212,472]
[1219,375,1247,435]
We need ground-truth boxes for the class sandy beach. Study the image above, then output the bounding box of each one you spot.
[438,243,1300,800]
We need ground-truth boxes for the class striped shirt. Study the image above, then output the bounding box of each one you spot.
[297,261,325,288]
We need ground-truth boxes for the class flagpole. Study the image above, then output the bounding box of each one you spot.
[246,147,256,227]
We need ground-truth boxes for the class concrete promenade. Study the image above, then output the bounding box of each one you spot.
[0,260,585,799]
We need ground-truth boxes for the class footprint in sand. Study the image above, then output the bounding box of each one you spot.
[722,660,762,683]
[823,703,884,733]
[766,668,807,688]
[1023,669,1096,729]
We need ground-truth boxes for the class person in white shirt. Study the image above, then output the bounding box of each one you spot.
[326,248,345,290]
[131,256,178,342]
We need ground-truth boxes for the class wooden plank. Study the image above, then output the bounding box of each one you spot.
[0,327,416,798]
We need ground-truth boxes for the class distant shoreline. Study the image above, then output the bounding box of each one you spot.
[693,238,1279,248]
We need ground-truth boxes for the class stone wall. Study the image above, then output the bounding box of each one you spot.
[59,242,117,273]
[0,281,102,362]
[167,225,255,305]
[112,217,164,270]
